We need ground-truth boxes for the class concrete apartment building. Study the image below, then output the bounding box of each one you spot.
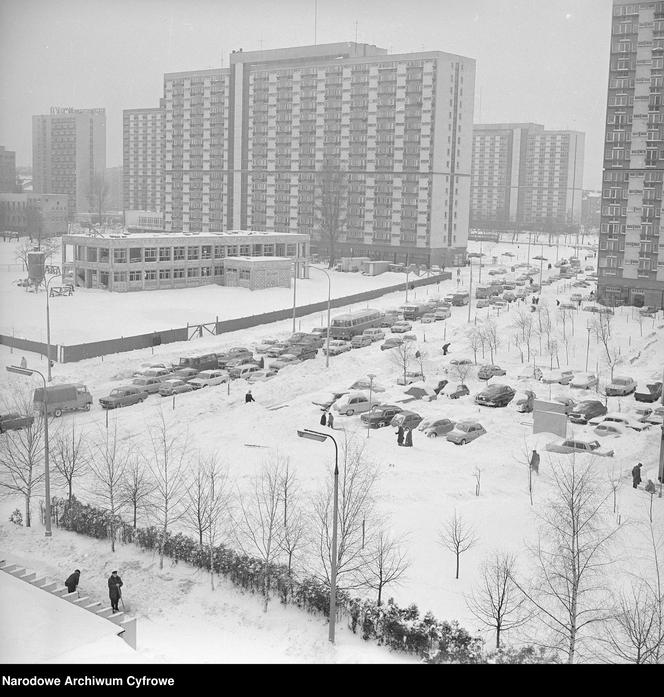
[128,43,476,267]
[0,193,68,236]
[470,123,584,232]
[0,146,17,192]
[61,229,309,292]
[598,0,664,308]
[32,107,106,220]
[123,107,163,212]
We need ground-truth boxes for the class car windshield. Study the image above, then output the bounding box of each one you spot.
[459,424,472,432]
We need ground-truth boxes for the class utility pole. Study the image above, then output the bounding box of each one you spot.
[467,258,473,323]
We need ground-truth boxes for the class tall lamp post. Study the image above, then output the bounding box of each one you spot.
[42,267,61,382]
[366,373,376,438]
[585,325,591,372]
[297,428,338,643]
[310,266,332,368]
[7,366,51,537]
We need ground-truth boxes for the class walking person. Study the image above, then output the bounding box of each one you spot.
[245,390,255,403]
[404,428,413,448]
[64,569,80,594]
[320,411,327,426]
[396,425,405,446]
[20,356,27,369]
[108,570,123,613]
[442,343,450,356]
[556,299,560,307]
[327,411,334,429]
[632,463,643,489]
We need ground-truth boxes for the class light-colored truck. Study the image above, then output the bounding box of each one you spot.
[33,383,93,417]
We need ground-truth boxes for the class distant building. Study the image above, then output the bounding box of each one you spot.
[122,107,163,212]
[0,146,18,193]
[61,229,309,292]
[104,166,123,212]
[581,190,601,229]
[0,193,68,236]
[471,123,584,232]
[32,107,106,220]
[124,210,165,233]
[598,0,664,309]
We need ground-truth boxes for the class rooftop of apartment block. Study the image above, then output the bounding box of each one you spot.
[63,229,309,241]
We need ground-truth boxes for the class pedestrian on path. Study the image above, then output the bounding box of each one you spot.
[396,425,404,446]
[632,463,643,489]
[404,428,413,447]
[442,343,450,356]
[108,570,123,613]
[320,411,327,426]
[65,569,80,594]
[20,356,27,368]
[245,390,255,403]
[327,412,334,429]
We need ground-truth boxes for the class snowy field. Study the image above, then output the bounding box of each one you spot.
[2,232,664,663]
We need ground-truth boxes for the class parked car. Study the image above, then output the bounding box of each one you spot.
[381,337,404,351]
[135,367,173,382]
[635,381,663,403]
[323,340,352,356]
[446,421,487,445]
[630,405,654,423]
[188,369,230,389]
[515,390,536,413]
[350,334,373,349]
[159,379,194,397]
[255,339,280,353]
[229,364,262,380]
[246,368,278,383]
[310,327,330,338]
[391,411,423,430]
[287,344,318,361]
[541,369,575,385]
[605,376,637,397]
[265,343,290,358]
[570,373,598,390]
[173,367,200,381]
[583,305,600,313]
[333,392,380,416]
[312,391,349,410]
[448,358,473,367]
[360,405,404,428]
[423,418,456,438]
[476,299,491,309]
[380,311,401,327]
[434,308,452,320]
[363,328,386,342]
[403,333,418,342]
[391,321,413,333]
[421,313,437,324]
[0,413,34,433]
[475,384,516,408]
[131,376,164,394]
[478,365,507,380]
[569,400,607,424]
[397,371,425,386]
[545,438,614,457]
[271,354,301,371]
[217,347,253,367]
[588,412,651,432]
[226,356,261,370]
[441,383,470,400]
[594,422,627,438]
[99,386,148,410]
[349,379,386,392]
[517,367,543,381]
[639,306,658,317]
[134,362,172,377]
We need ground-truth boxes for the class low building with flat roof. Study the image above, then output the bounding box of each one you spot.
[61,229,309,292]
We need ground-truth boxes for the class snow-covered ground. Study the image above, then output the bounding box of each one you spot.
[1,231,663,663]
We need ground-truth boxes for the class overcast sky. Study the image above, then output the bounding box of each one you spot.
[0,0,611,188]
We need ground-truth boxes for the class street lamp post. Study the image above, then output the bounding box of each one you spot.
[292,259,298,334]
[310,266,332,368]
[296,429,339,643]
[7,366,51,536]
[367,373,376,438]
[585,326,591,372]
[467,259,473,324]
[42,270,61,382]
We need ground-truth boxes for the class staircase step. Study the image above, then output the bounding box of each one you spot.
[41,581,58,592]
[72,596,90,605]
[84,601,102,611]
[108,611,125,625]
[96,607,114,618]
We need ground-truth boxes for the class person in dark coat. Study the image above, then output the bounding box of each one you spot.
[396,425,405,446]
[245,390,255,403]
[327,412,334,429]
[320,411,327,426]
[632,463,643,489]
[108,570,123,612]
[556,299,560,307]
[65,569,80,594]
[442,343,450,356]
[404,428,413,447]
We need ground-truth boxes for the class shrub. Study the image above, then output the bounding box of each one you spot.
[9,509,23,526]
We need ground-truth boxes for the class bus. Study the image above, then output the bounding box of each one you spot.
[452,291,470,306]
[475,286,492,299]
[399,303,429,321]
[329,309,384,340]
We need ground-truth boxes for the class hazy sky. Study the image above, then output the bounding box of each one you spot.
[0,0,612,188]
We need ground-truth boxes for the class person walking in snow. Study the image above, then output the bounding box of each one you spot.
[20,356,27,368]
[327,411,334,429]
[65,569,80,594]
[556,299,560,307]
[320,411,327,426]
[442,343,450,356]
[245,390,255,403]
[404,428,413,447]
[632,463,643,489]
[396,425,404,446]
[108,570,123,613]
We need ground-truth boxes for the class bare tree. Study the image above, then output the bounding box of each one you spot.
[120,455,154,529]
[183,461,214,546]
[51,422,89,503]
[592,313,620,380]
[390,339,416,385]
[313,433,378,591]
[147,410,188,569]
[86,172,110,225]
[234,455,285,612]
[358,524,410,605]
[483,319,500,363]
[315,165,347,269]
[204,456,231,591]
[466,553,527,649]
[512,307,535,362]
[278,460,308,576]
[607,464,622,515]
[449,361,473,385]
[0,391,45,527]
[89,423,128,552]
[439,510,478,580]
[467,326,483,364]
[510,459,618,663]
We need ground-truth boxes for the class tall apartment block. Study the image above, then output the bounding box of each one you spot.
[139,43,475,267]
[598,0,664,308]
[0,146,17,192]
[123,107,163,212]
[471,123,584,232]
[32,107,106,220]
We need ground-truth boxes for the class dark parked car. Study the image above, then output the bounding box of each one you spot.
[475,384,516,408]
[568,400,607,425]
[0,413,35,433]
[442,383,470,400]
[99,385,148,409]
[360,405,404,428]
[635,381,663,403]
[391,410,424,430]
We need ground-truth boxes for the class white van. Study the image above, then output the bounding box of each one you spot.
[333,391,379,416]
